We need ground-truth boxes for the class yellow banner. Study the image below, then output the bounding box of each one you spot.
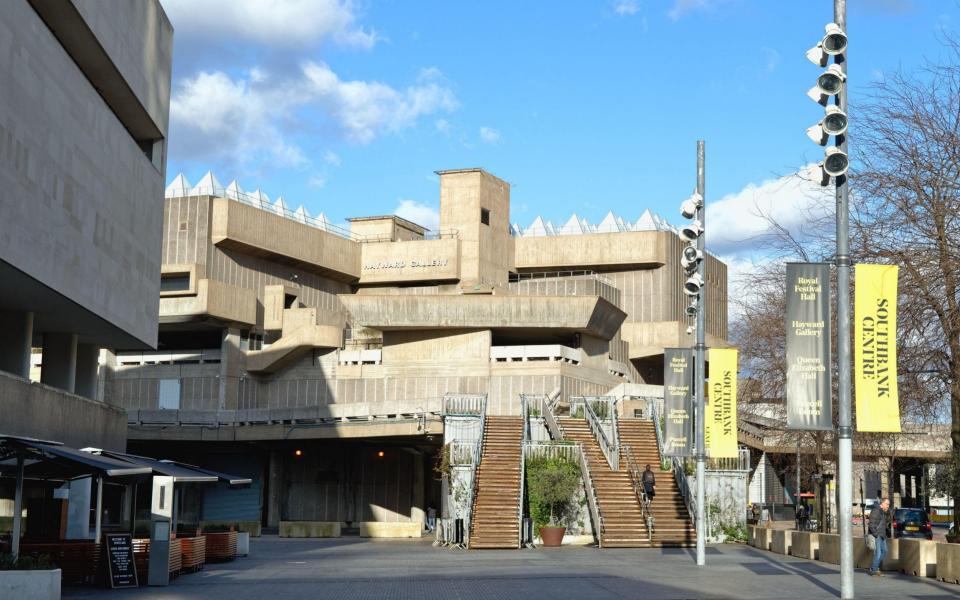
[707,348,738,458]
[855,264,901,432]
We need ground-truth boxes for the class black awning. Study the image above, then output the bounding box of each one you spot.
[93,451,218,483]
[0,435,151,479]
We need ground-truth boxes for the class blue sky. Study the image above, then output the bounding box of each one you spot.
[160,0,957,265]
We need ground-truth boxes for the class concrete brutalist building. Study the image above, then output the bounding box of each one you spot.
[0,0,172,452]
[103,167,728,536]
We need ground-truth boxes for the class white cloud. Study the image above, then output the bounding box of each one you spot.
[668,0,728,20]
[435,118,451,135]
[160,0,378,48]
[705,167,832,258]
[479,126,501,144]
[613,0,641,16]
[169,64,457,166]
[308,174,328,189]
[762,47,780,75]
[394,199,440,232]
[323,150,342,167]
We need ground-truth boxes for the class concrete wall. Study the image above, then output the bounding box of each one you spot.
[0,0,170,348]
[358,239,460,284]
[0,370,126,451]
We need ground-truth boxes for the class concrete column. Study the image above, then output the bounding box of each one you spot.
[74,343,99,399]
[0,311,33,377]
[411,451,425,530]
[66,477,93,539]
[41,332,78,393]
[219,328,242,410]
[267,450,284,528]
[97,349,116,403]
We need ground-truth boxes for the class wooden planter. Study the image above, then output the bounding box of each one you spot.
[179,536,206,572]
[204,531,237,562]
[19,542,100,585]
[132,537,183,581]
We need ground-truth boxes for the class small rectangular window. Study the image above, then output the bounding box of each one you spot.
[158,379,180,410]
[160,274,190,292]
[480,208,490,226]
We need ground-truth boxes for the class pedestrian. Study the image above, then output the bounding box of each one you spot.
[796,503,803,531]
[642,464,656,504]
[752,503,761,524]
[868,497,891,576]
[426,505,437,532]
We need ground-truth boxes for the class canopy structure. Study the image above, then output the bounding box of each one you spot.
[1,435,250,561]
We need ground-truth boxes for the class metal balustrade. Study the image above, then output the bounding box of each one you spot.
[649,403,696,524]
[623,443,654,542]
[570,396,620,471]
[442,393,487,416]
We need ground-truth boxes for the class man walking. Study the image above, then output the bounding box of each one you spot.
[642,464,656,504]
[868,497,891,576]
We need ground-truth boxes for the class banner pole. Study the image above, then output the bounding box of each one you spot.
[695,140,707,567]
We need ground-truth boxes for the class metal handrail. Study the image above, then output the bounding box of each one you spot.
[463,394,487,549]
[518,395,530,547]
[573,397,619,471]
[623,443,654,542]
[575,442,605,548]
[649,403,696,524]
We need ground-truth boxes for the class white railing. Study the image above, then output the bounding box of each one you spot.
[337,348,382,365]
[443,393,487,416]
[490,345,582,364]
[575,443,604,548]
[523,441,580,462]
[708,447,751,472]
[571,396,620,471]
[465,394,487,549]
[623,444,654,542]
[115,349,222,365]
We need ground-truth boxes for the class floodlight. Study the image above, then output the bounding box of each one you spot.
[822,23,847,55]
[806,106,848,146]
[823,146,849,177]
[684,273,703,296]
[681,245,703,270]
[817,64,845,95]
[680,192,703,219]
[680,220,703,242]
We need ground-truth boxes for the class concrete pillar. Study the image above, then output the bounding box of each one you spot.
[66,477,93,539]
[74,343,99,399]
[411,451,425,530]
[267,450,284,528]
[219,328,242,410]
[41,332,78,393]
[97,349,116,403]
[0,311,33,377]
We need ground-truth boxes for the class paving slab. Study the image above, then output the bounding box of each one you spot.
[62,537,960,599]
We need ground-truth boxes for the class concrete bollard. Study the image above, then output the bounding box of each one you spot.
[817,533,840,564]
[936,541,960,584]
[899,538,938,578]
[791,531,820,560]
[771,530,792,555]
[854,537,900,571]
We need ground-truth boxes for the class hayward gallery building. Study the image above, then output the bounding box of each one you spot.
[95,167,728,538]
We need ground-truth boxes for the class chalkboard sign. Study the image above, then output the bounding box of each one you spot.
[105,533,138,589]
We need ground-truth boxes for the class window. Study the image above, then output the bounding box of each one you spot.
[284,293,298,309]
[480,208,490,226]
[160,273,190,293]
[158,379,180,410]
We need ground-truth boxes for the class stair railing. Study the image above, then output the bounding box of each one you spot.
[518,394,530,547]
[622,443,654,542]
[576,441,605,548]
[463,394,487,549]
[574,396,619,471]
[649,402,696,525]
[539,395,563,441]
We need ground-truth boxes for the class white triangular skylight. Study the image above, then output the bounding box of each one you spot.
[189,171,225,197]
[165,173,192,198]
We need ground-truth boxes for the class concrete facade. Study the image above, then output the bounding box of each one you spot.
[106,166,729,531]
[0,1,172,451]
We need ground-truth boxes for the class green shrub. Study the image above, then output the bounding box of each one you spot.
[526,457,582,531]
[0,552,53,571]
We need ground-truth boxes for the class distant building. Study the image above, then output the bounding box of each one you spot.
[0,0,173,451]
[105,167,728,535]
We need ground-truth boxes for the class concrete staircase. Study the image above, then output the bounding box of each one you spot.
[469,416,522,549]
[618,419,696,547]
[558,417,651,547]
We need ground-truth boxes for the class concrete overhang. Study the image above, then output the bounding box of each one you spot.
[340,294,627,340]
[159,279,256,326]
[210,198,360,282]
[514,230,670,272]
[246,324,343,373]
[623,321,731,360]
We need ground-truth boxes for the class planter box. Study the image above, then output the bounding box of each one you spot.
[899,538,937,578]
[0,569,61,600]
[854,537,900,571]
[200,520,261,537]
[204,531,237,562]
[19,541,99,584]
[236,532,249,557]
[818,533,840,564]
[179,536,206,572]
[748,526,772,550]
[791,532,820,560]
[936,541,960,584]
[279,521,341,538]
[360,522,421,538]
[771,530,792,555]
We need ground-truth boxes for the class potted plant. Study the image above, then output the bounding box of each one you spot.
[947,525,959,544]
[526,456,582,547]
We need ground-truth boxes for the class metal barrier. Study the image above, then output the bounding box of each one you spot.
[442,393,487,416]
[707,447,751,472]
[649,403,696,524]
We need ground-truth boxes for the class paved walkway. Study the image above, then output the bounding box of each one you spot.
[64,537,960,599]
